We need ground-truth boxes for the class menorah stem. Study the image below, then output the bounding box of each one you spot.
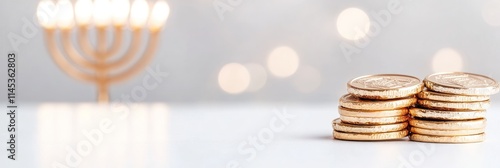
[97,81,109,103]
[96,27,109,102]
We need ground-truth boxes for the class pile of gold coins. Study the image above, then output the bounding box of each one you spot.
[410,72,499,143]
[333,74,423,141]
[332,72,499,143]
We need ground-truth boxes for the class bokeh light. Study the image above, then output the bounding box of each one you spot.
[244,63,267,92]
[218,63,250,94]
[482,0,500,26]
[293,65,322,93]
[267,46,300,78]
[337,8,371,40]
[432,48,463,72]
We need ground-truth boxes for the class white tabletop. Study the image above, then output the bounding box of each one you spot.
[2,103,500,168]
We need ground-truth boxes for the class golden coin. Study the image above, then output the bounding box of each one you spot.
[417,99,490,110]
[347,74,423,99]
[339,94,417,110]
[424,72,500,96]
[409,108,486,120]
[332,118,408,133]
[340,115,408,125]
[333,130,409,141]
[409,118,486,130]
[338,107,409,118]
[410,127,484,136]
[417,90,489,102]
[410,133,484,143]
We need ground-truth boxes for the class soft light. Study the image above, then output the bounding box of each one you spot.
[218,63,250,94]
[149,0,170,30]
[75,0,93,26]
[244,63,267,92]
[111,0,130,26]
[432,48,463,72]
[267,46,300,78]
[37,0,57,29]
[56,0,75,29]
[130,0,150,28]
[93,0,112,27]
[337,8,370,40]
[293,65,322,93]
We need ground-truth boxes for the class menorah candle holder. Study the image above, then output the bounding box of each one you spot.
[36,0,170,103]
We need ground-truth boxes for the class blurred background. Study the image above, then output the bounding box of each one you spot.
[1,0,500,103]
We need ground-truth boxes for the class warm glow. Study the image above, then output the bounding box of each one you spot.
[93,0,112,27]
[432,48,463,72]
[149,0,170,30]
[75,0,93,25]
[130,0,150,28]
[337,8,370,40]
[218,63,250,94]
[482,0,500,26]
[267,46,300,78]
[37,0,57,28]
[112,0,130,26]
[293,65,322,93]
[56,0,75,29]
[245,63,267,92]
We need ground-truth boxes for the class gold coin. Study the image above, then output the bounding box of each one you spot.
[347,74,423,99]
[410,127,484,136]
[417,90,489,102]
[339,94,417,110]
[333,130,409,141]
[424,72,500,96]
[410,133,484,143]
[409,118,486,130]
[409,108,486,120]
[340,115,408,125]
[338,107,409,118]
[417,99,490,110]
[332,118,408,133]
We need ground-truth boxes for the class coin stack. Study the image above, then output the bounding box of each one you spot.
[332,74,424,141]
[409,72,500,143]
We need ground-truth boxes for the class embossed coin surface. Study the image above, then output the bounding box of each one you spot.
[339,94,417,110]
[424,72,500,95]
[333,130,409,141]
[409,108,486,120]
[340,115,409,125]
[409,118,486,130]
[332,118,408,133]
[410,133,484,143]
[417,99,490,111]
[338,107,409,118]
[348,74,423,99]
[410,127,484,136]
[417,89,490,102]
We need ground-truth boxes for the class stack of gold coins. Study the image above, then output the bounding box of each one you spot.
[333,74,424,141]
[410,72,500,143]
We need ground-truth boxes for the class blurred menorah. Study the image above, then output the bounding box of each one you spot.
[36,0,170,103]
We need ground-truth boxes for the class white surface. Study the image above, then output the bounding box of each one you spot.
[2,103,500,168]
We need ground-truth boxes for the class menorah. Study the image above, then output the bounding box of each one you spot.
[36,0,170,102]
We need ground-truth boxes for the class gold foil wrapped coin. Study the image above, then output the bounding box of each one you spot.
[417,99,490,111]
[410,133,484,143]
[424,72,500,96]
[333,130,409,141]
[410,127,484,136]
[340,94,417,111]
[409,118,486,130]
[409,108,486,120]
[340,115,408,125]
[338,107,409,118]
[417,90,489,102]
[332,118,408,133]
[347,74,423,99]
